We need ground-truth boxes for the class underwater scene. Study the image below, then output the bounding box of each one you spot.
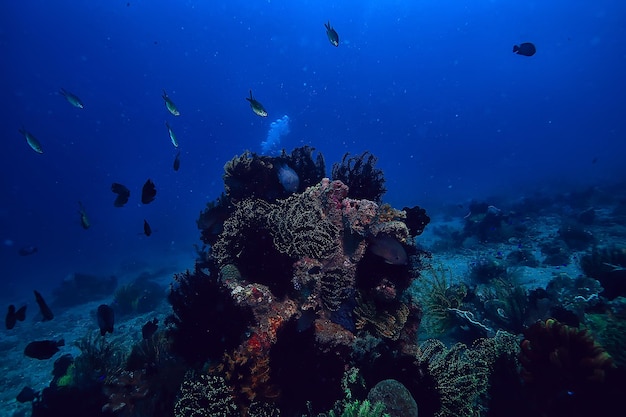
[2,1,626,416]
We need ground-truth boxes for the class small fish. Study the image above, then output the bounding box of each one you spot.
[111,182,131,207]
[162,89,180,116]
[143,219,152,237]
[173,151,181,171]
[78,201,90,229]
[34,290,54,321]
[16,386,38,403]
[18,128,43,154]
[24,339,64,360]
[18,245,38,256]
[324,21,339,47]
[97,304,115,336]
[165,121,179,148]
[5,305,27,330]
[141,179,157,204]
[367,235,408,265]
[141,317,158,339]
[513,42,536,57]
[246,90,268,117]
[59,88,84,109]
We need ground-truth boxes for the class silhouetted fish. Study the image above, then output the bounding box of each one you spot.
[367,235,408,265]
[24,339,64,360]
[5,304,26,329]
[97,304,115,336]
[513,42,536,56]
[34,290,54,321]
[141,318,158,339]
[18,245,38,256]
[173,151,181,171]
[141,179,157,204]
[246,90,268,117]
[16,386,38,403]
[111,183,131,207]
[143,219,152,237]
[324,20,339,47]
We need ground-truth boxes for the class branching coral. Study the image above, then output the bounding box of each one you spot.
[415,339,490,417]
[331,151,386,203]
[174,373,238,417]
[268,191,340,259]
[414,263,467,336]
[354,292,411,341]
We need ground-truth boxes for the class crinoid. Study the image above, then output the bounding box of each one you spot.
[519,318,616,416]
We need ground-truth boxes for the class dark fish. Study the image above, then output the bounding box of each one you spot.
[367,235,408,265]
[513,42,536,56]
[34,290,53,321]
[173,151,181,171]
[5,304,27,329]
[141,318,159,339]
[78,201,90,229]
[97,304,115,336]
[16,386,38,403]
[246,90,268,117]
[324,20,339,47]
[24,339,64,360]
[52,354,74,381]
[18,245,38,256]
[141,179,157,204]
[111,183,131,207]
[143,219,152,237]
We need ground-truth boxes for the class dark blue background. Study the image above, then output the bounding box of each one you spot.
[1,0,624,300]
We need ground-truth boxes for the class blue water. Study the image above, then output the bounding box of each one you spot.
[1,0,625,299]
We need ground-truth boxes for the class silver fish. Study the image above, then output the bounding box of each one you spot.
[18,128,43,154]
[162,89,180,116]
[59,88,84,109]
[165,121,179,148]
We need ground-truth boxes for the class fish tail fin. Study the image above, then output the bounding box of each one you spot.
[513,45,519,53]
[249,90,253,99]
[16,306,26,321]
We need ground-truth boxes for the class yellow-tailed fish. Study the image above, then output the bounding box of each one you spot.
[78,201,90,229]
[165,121,179,148]
[59,88,84,109]
[246,90,268,117]
[19,128,43,154]
[162,89,180,116]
